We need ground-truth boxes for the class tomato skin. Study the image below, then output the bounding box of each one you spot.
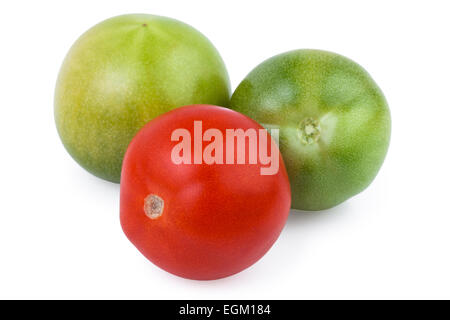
[120,105,291,280]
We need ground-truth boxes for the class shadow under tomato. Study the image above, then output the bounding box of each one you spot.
[286,200,353,227]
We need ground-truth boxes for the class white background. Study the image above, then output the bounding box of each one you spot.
[0,0,449,299]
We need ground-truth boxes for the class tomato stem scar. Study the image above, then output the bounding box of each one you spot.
[144,194,164,219]
[298,117,321,145]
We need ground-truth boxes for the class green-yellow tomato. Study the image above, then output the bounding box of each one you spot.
[55,14,230,182]
[230,50,391,211]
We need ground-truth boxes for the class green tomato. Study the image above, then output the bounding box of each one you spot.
[230,50,391,211]
[55,14,230,182]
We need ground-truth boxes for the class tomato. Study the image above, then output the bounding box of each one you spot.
[230,50,391,211]
[120,105,291,280]
[55,14,230,182]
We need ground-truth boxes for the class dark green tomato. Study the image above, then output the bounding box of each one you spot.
[55,14,230,182]
[230,50,391,211]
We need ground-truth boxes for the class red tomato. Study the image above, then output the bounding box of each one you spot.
[120,105,291,280]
